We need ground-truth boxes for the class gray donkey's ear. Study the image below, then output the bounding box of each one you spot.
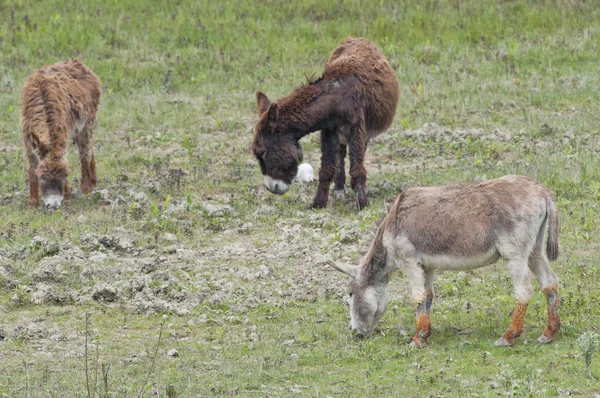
[327,260,358,277]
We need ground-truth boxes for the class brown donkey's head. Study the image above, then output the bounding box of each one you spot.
[251,92,303,195]
[33,136,70,209]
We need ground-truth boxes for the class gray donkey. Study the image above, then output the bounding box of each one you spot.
[330,175,560,347]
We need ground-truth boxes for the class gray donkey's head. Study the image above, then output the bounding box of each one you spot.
[330,261,390,337]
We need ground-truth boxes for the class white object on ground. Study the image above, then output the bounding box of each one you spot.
[296,163,314,183]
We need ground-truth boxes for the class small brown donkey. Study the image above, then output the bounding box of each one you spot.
[252,37,399,210]
[331,175,561,347]
[21,59,101,209]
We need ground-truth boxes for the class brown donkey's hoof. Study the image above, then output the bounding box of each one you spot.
[356,187,369,210]
[311,201,327,209]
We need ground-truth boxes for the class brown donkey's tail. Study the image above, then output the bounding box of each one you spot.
[546,194,559,261]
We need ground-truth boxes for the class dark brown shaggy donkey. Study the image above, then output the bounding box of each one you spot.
[21,59,101,209]
[252,37,399,209]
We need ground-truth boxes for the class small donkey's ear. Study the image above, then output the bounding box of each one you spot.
[327,260,358,277]
[29,129,49,154]
[256,91,271,115]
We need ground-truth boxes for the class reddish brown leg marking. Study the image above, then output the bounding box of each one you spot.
[411,291,434,347]
[496,301,529,346]
[89,154,97,188]
[312,129,338,208]
[28,170,40,206]
[81,168,92,194]
[64,179,71,200]
[540,285,560,343]
[77,122,97,196]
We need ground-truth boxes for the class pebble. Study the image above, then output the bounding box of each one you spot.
[167,348,179,358]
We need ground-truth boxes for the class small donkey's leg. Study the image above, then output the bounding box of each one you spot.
[333,144,347,198]
[312,129,338,209]
[528,250,561,343]
[26,148,40,206]
[64,179,71,200]
[348,119,368,210]
[495,258,533,346]
[76,121,97,194]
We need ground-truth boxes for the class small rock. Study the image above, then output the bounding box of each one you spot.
[92,283,117,302]
[31,236,47,247]
[99,235,120,250]
[201,203,232,217]
[167,348,179,358]
[339,227,359,243]
[175,308,190,316]
[88,252,108,262]
[77,214,88,224]
[0,266,16,290]
[32,283,56,305]
[12,322,47,341]
[133,192,149,204]
[295,163,314,183]
[163,233,178,243]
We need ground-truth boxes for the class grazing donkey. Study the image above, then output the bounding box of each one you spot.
[252,37,399,210]
[330,175,561,347]
[21,59,101,209]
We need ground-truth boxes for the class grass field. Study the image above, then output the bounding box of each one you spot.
[1,0,600,396]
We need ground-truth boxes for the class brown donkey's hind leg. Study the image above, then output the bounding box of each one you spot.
[312,129,338,208]
[333,144,347,194]
[348,119,368,210]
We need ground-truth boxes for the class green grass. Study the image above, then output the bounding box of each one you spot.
[1,0,600,396]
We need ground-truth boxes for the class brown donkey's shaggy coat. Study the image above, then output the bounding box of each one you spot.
[252,37,399,209]
[21,59,101,208]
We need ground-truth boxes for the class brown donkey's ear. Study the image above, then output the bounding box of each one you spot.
[256,91,271,115]
[29,129,50,155]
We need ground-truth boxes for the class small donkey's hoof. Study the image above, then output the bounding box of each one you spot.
[493,337,513,347]
[537,334,553,344]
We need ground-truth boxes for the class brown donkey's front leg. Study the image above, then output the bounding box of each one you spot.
[26,148,40,206]
[27,166,40,206]
[312,129,338,208]
[77,123,97,194]
[348,121,368,210]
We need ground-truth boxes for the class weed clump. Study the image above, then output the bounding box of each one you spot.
[579,331,600,379]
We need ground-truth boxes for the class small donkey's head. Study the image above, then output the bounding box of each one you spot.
[251,91,303,195]
[32,135,70,209]
[329,261,389,337]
